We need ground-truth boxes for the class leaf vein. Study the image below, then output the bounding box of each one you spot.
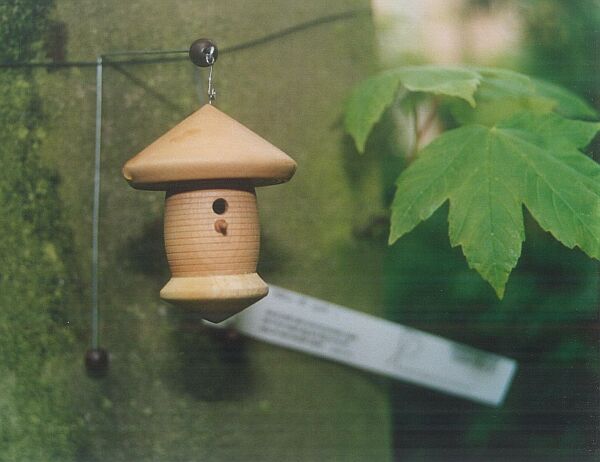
[393,128,480,229]
[502,131,600,249]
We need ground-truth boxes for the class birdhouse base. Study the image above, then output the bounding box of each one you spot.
[160,273,268,323]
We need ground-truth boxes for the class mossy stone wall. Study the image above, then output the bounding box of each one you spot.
[38,1,392,459]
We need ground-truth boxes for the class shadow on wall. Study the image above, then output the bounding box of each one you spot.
[122,218,169,279]
[168,312,255,402]
[122,219,256,401]
[257,232,290,276]
[44,20,68,67]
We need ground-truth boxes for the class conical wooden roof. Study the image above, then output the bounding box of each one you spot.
[123,104,296,190]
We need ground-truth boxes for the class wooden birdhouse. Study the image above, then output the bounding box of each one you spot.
[122,104,296,322]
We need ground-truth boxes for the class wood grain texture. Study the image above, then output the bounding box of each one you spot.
[161,185,267,321]
[160,273,268,323]
[122,104,297,190]
[164,186,259,277]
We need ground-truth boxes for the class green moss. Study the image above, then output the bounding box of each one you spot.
[0,2,82,460]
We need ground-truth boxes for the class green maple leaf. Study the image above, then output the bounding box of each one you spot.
[531,77,598,120]
[450,67,557,126]
[344,65,597,152]
[389,112,600,298]
[344,65,599,298]
[344,66,482,152]
[450,68,597,126]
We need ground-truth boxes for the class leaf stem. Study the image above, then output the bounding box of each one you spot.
[406,99,439,165]
[417,99,439,142]
[407,103,419,164]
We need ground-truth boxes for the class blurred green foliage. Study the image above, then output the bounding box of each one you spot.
[371,1,600,459]
[0,1,81,460]
[385,206,598,460]
[467,0,599,115]
[346,65,599,300]
[519,0,599,109]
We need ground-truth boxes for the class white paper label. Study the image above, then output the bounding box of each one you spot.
[228,285,517,407]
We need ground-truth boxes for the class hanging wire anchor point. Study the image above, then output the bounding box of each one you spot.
[189,38,218,67]
[189,38,218,104]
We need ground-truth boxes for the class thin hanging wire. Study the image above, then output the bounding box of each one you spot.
[0,8,371,70]
[205,46,217,104]
[91,56,103,349]
[207,64,216,104]
[193,65,215,106]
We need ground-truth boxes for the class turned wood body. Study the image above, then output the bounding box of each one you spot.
[159,183,268,322]
[123,104,296,322]
[164,186,259,275]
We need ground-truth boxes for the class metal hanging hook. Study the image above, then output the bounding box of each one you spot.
[207,63,216,104]
[189,38,218,105]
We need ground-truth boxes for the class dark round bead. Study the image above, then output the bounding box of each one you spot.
[84,347,109,378]
[189,38,218,67]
